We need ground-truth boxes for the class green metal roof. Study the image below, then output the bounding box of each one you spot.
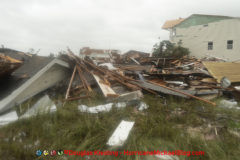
[175,14,238,28]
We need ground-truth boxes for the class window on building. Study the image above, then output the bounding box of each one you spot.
[208,42,213,50]
[227,40,233,49]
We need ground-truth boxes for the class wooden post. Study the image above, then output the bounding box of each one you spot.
[65,65,77,99]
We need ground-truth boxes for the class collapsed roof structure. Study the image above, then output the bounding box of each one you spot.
[0,48,70,114]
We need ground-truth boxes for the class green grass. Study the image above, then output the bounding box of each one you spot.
[0,94,240,160]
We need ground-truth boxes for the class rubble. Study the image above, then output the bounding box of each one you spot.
[2,47,240,117]
[1,47,240,160]
[64,49,155,102]
[61,50,224,106]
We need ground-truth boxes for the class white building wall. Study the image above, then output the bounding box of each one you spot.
[172,19,240,61]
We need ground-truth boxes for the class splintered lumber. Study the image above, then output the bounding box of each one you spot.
[92,73,119,97]
[0,53,22,77]
[65,51,161,96]
[65,65,91,101]
[148,81,216,106]
[88,60,156,94]
[84,59,139,91]
[203,62,240,83]
[76,65,92,92]
[65,65,77,99]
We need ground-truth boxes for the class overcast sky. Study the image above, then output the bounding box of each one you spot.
[0,0,239,55]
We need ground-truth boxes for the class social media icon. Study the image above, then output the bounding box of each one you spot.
[51,150,57,156]
[36,150,42,156]
[43,150,49,156]
[58,150,64,155]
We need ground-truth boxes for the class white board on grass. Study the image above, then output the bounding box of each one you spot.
[107,120,135,146]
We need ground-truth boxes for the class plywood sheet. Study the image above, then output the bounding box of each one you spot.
[203,62,240,83]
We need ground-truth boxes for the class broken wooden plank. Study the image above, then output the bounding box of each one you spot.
[65,65,77,99]
[76,65,92,92]
[92,73,118,98]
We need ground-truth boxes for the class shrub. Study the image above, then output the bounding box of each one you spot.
[152,40,190,58]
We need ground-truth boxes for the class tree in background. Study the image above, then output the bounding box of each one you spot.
[152,39,190,58]
[27,48,40,55]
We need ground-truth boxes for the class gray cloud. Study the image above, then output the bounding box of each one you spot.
[0,0,239,55]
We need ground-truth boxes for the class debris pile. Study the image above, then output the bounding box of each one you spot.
[63,50,220,106]
[115,56,222,105]
[1,47,240,115]
[63,49,156,102]
[62,51,240,106]
[1,48,240,159]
